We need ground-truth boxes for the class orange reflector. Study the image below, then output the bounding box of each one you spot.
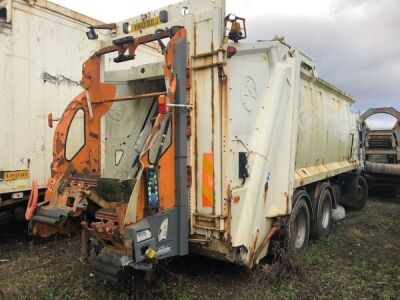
[202,153,214,208]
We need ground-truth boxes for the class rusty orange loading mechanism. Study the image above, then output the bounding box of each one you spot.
[28,27,190,279]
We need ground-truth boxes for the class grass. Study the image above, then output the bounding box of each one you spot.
[0,195,399,299]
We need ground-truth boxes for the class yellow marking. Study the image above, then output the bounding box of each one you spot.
[202,153,214,208]
[4,170,30,181]
[131,16,160,32]
[15,185,28,189]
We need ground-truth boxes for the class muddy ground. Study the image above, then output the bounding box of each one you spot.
[0,192,399,300]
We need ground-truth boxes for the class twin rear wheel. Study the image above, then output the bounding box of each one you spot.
[310,187,333,239]
[287,192,310,256]
[287,187,333,257]
[287,176,368,257]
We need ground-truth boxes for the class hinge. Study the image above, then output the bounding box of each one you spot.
[186,68,192,89]
[186,165,192,187]
[186,115,191,137]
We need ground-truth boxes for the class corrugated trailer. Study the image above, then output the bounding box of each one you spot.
[0,0,102,218]
[28,0,367,282]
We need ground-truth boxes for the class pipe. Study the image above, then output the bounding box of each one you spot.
[250,225,280,266]
[31,215,66,227]
[100,92,166,103]
[365,161,400,176]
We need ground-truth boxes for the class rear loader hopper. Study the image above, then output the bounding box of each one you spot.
[27,0,368,282]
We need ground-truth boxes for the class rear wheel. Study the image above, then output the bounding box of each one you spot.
[310,187,332,239]
[343,176,368,210]
[287,195,310,257]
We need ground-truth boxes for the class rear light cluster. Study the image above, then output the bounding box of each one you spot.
[158,95,167,114]
[227,46,237,58]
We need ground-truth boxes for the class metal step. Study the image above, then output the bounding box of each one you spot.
[193,224,225,232]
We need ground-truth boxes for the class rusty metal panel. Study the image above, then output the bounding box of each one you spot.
[294,160,358,187]
[296,76,356,169]
[227,43,300,258]
[191,10,225,219]
[97,1,227,226]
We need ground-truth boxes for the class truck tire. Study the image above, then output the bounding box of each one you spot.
[341,176,368,211]
[351,176,368,210]
[310,187,332,239]
[287,195,310,257]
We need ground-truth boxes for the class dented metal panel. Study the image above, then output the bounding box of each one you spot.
[296,72,356,169]
[227,42,300,264]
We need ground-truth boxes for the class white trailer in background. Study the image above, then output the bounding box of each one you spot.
[0,0,103,220]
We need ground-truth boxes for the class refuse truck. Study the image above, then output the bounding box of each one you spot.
[0,0,101,223]
[27,0,367,282]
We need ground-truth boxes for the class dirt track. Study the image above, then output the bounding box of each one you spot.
[0,193,399,299]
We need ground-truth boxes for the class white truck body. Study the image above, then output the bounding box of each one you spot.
[227,43,357,259]
[0,0,101,209]
[96,0,359,265]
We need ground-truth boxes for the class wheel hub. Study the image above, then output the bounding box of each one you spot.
[321,201,330,229]
[295,212,307,249]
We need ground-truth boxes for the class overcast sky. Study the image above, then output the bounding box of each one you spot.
[52,0,400,128]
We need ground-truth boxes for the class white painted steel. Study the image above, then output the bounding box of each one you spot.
[227,41,358,265]
[0,0,101,200]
